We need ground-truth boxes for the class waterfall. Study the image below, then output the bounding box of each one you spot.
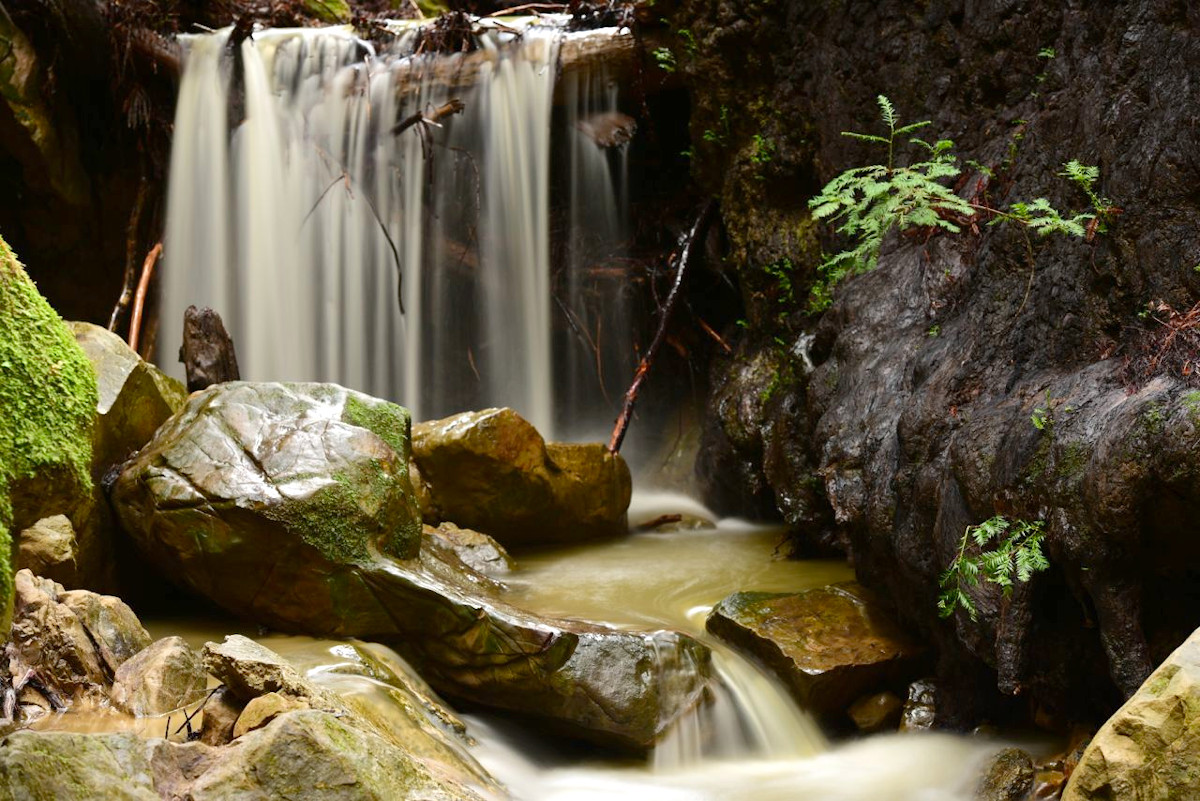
[161,20,632,438]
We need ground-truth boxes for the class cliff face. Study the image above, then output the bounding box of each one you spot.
[676,0,1200,726]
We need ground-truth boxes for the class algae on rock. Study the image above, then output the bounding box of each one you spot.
[0,236,97,630]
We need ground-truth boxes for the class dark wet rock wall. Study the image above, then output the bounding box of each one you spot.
[674,0,1200,727]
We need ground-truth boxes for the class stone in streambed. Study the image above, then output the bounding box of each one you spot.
[425,522,514,575]
[6,570,148,706]
[1063,627,1200,800]
[975,747,1034,801]
[411,407,631,547]
[113,385,707,751]
[706,582,921,718]
[848,690,903,733]
[0,711,490,801]
[110,636,207,717]
[199,686,244,747]
[16,514,80,586]
[232,691,309,739]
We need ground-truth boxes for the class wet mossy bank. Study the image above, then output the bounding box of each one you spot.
[668,0,1200,729]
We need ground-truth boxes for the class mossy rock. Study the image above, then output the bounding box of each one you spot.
[0,236,97,632]
[412,408,632,548]
[302,0,350,22]
[112,382,423,631]
[706,582,922,718]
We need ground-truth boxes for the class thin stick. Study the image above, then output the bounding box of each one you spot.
[108,179,150,332]
[485,3,566,17]
[607,200,717,453]
[391,99,465,137]
[128,242,163,354]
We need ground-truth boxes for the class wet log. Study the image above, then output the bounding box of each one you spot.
[179,306,241,394]
[391,27,675,99]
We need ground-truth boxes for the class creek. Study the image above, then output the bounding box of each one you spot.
[143,15,1006,799]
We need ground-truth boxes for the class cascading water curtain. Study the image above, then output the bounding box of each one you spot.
[162,21,631,439]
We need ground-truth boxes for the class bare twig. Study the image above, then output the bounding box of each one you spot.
[391,98,465,137]
[128,242,163,355]
[485,2,567,16]
[607,200,717,453]
[109,179,150,333]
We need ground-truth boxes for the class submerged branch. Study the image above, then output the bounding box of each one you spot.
[607,200,717,454]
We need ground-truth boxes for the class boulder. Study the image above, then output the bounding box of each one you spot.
[198,687,243,747]
[58,587,152,677]
[0,239,97,629]
[111,637,207,717]
[232,691,309,739]
[975,747,1035,801]
[16,515,80,586]
[706,582,921,717]
[203,635,341,713]
[424,522,514,575]
[0,711,490,801]
[207,637,499,794]
[411,407,631,547]
[7,571,109,705]
[114,386,709,751]
[68,321,186,474]
[1063,628,1200,800]
[901,678,938,732]
[847,691,903,733]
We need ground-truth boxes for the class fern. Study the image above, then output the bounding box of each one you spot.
[938,516,1049,621]
[807,96,972,311]
[806,96,1116,312]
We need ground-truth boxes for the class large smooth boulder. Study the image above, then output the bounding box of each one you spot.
[113,381,424,631]
[114,387,707,751]
[412,408,631,547]
[0,239,97,629]
[16,515,80,586]
[1063,628,1200,800]
[706,582,922,717]
[68,321,186,473]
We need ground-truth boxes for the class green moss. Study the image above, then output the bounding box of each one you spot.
[0,236,97,631]
[1183,391,1200,425]
[342,395,412,459]
[303,0,350,22]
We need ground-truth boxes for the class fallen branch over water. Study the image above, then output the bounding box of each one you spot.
[607,200,717,454]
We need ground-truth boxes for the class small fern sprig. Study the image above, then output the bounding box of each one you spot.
[808,96,973,310]
[938,516,1049,621]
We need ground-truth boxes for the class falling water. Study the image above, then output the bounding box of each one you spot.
[162,20,632,437]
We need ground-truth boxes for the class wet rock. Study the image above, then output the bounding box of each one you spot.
[0,240,97,630]
[113,381,424,630]
[848,691,903,733]
[58,588,152,677]
[1063,628,1200,800]
[901,678,938,732]
[68,321,186,473]
[198,687,244,747]
[411,407,631,547]
[111,637,207,717]
[7,571,109,704]
[232,691,309,739]
[0,710,491,801]
[706,582,921,717]
[976,747,1035,801]
[14,685,52,726]
[425,522,514,575]
[115,387,706,751]
[202,635,341,713]
[16,515,79,586]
